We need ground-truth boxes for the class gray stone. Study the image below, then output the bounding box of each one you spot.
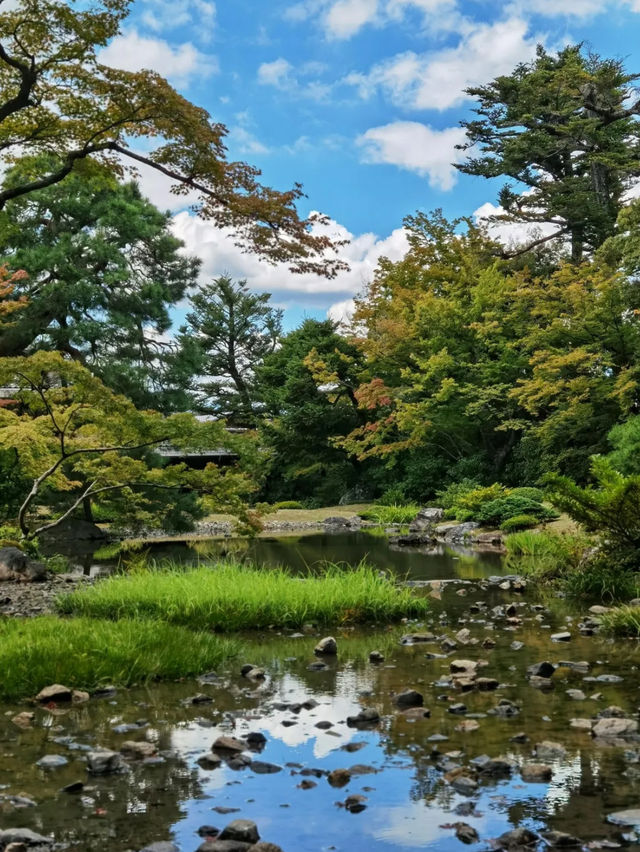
[607,809,640,827]
[369,650,385,662]
[198,842,250,852]
[36,754,68,769]
[0,828,53,849]
[86,749,127,775]
[592,717,638,738]
[521,763,552,782]
[454,823,479,844]
[0,547,29,580]
[219,820,260,844]
[346,708,380,726]
[139,844,180,852]
[394,689,423,708]
[551,631,571,642]
[198,754,223,770]
[314,636,337,655]
[496,827,539,850]
[409,507,444,532]
[439,522,479,543]
[212,736,246,753]
[526,661,555,679]
[565,689,586,701]
[250,761,282,774]
[534,741,566,760]
[400,632,436,644]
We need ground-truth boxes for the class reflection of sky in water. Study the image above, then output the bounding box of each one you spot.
[164,664,592,852]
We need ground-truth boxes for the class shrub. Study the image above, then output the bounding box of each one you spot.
[509,486,545,502]
[477,496,558,527]
[376,485,409,506]
[500,514,539,532]
[457,483,509,515]
[0,617,238,702]
[599,605,640,636]
[505,530,589,582]
[436,479,480,510]
[273,500,304,510]
[563,557,638,602]
[57,561,430,630]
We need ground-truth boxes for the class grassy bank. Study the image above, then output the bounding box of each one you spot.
[0,617,238,702]
[505,529,639,601]
[599,605,640,637]
[57,561,429,630]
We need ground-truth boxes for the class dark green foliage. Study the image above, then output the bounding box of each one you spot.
[500,514,539,532]
[0,165,200,411]
[458,45,640,261]
[0,448,30,521]
[185,276,283,426]
[546,457,640,572]
[257,319,364,506]
[606,416,640,475]
[509,487,545,502]
[476,495,558,527]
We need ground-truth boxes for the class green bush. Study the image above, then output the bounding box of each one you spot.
[0,616,239,702]
[376,485,409,506]
[509,487,545,502]
[477,495,558,526]
[500,514,539,532]
[273,500,304,510]
[599,604,640,636]
[563,557,638,601]
[436,479,481,510]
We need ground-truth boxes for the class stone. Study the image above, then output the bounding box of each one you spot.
[328,768,351,787]
[314,636,337,655]
[0,547,29,580]
[496,827,539,850]
[565,689,586,701]
[439,522,479,543]
[551,631,571,642]
[448,703,467,715]
[71,689,90,703]
[400,632,435,644]
[607,809,640,827]
[456,719,479,733]
[246,732,267,748]
[569,719,593,731]
[521,763,552,782]
[323,516,351,527]
[369,650,385,663]
[198,754,223,770]
[248,845,284,852]
[250,761,282,774]
[198,841,250,852]
[480,758,514,777]
[139,844,180,852]
[36,754,68,769]
[241,665,266,679]
[0,829,53,849]
[533,741,566,760]
[212,736,246,753]
[86,749,127,775]
[492,699,520,717]
[11,712,34,728]
[455,628,472,644]
[526,661,555,679]
[529,676,554,691]
[409,507,445,531]
[344,794,367,813]
[450,659,478,674]
[476,677,499,691]
[120,740,157,759]
[219,821,259,845]
[592,717,638,738]
[346,708,380,727]
[540,831,582,848]
[450,774,478,795]
[35,683,72,703]
[38,517,107,542]
[394,689,423,708]
[510,641,524,651]
[454,823,479,844]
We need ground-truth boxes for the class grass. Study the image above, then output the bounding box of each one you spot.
[0,616,238,702]
[359,504,421,525]
[599,605,640,637]
[201,503,372,526]
[57,561,429,631]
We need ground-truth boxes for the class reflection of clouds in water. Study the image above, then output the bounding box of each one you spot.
[540,753,583,812]
[369,797,489,848]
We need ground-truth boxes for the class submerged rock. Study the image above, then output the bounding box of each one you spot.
[86,750,127,775]
[533,741,566,760]
[592,718,638,738]
[496,827,539,850]
[521,763,553,782]
[0,828,53,849]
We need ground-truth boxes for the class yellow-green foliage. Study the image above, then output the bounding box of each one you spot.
[57,561,429,630]
[599,605,640,636]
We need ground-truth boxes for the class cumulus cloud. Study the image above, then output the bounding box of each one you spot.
[170,212,409,313]
[258,58,295,88]
[99,29,218,86]
[358,121,466,190]
[325,0,378,38]
[285,0,460,38]
[345,17,539,110]
[473,201,561,248]
[140,0,217,37]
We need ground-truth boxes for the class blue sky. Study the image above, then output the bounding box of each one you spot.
[101,0,640,327]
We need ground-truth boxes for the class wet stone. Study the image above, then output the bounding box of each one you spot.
[592,718,638,738]
[394,689,424,708]
[86,750,127,775]
[448,703,467,715]
[314,636,337,655]
[250,761,282,774]
[139,844,180,852]
[534,741,567,760]
[212,736,246,753]
[496,827,539,850]
[36,754,68,769]
[218,820,260,844]
[521,763,553,782]
[551,631,572,642]
[527,661,555,678]
[454,823,479,844]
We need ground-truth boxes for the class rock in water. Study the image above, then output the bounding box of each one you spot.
[526,661,555,679]
[592,717,638,738]
[86,750,127,775]
[394,689,423,708]
[520,763,552,782]
[0,828,53,849]
[218,820,260,844]
[314,636,337,655]
[35,683,72,703]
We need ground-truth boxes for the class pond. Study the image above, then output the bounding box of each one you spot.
[3,534,640,852]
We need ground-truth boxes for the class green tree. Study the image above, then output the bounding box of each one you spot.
[185,276,283,426]
[0,352,256,537]
[0,165,200,410]
[0,0,345,275]
[257,319,364,505]
[458,45,640,261]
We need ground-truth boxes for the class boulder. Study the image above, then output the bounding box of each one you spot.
[496,828,539,850]
[219,821,259,845]
[120,741,157,759]
[138,844,180,852]
[394,689,424,708]
[437,522,479,543]
[86,749,127,775]
[35,684,72,703]
[409,507,444,532]
[37,518,107,542]
[314,636,337,655]
[521,763,552,782]
[0,547,47,582]
[607,809,640,827]
[450,660,478,674]
[533,741,566,760]
[212,736,246,753]
[323,516,352,527]
[0,828,53,849]
[369,650,385,663]
[346,708,380,727]
[526,661,555,679]
[592,717,638,738]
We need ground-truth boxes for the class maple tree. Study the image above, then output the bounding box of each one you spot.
[0,0,346,276]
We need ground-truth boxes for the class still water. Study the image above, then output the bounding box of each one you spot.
[3,535,640,852]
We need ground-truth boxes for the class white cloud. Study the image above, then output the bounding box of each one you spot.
[358,121,466,190]
[99,29,218,86]
[257,58,295,89]
[226,126,269,155]
[473,200,561,248]
[327,297,356,324]
[345,17,539,110]
[326,0,379,38]
[170,212,409,312]
[140,0,216,36]
[507,0,609,16]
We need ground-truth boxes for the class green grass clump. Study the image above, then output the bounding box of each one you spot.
[272,500,304,510]
[505,530,589,581]
[57,561,429,630]
[500,514,539,533]
[359,504,421,525]
[599,605,640,636]
[0,617,238,702]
